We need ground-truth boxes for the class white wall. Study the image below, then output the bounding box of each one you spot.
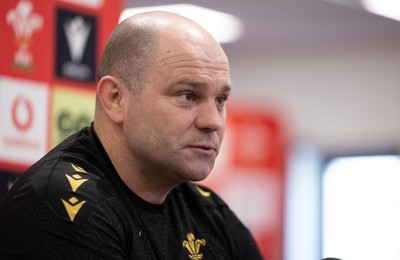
[227,41,400,154]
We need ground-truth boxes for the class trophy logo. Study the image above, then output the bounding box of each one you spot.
[56,9,96,82]
[64,16,91,64]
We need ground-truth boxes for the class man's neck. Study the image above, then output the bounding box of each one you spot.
[94,120,176,204]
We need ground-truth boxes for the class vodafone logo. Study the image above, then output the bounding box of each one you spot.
[0,76,49,165]
[11,96,34,132]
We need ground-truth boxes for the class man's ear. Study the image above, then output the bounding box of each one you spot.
[96,76,127,124]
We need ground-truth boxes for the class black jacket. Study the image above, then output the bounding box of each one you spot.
[0,125,263,259]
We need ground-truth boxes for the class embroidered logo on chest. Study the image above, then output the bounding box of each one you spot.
[182,232,206,260]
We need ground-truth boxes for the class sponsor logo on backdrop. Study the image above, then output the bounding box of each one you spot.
[52,86,95,147]
[57,110,91,140]
[11,95,34,132]
[56,9,96,82]
[0,76,49,165]
[6,0,43,70]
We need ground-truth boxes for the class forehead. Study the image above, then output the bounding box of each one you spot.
[156,38,230,82]
[140,21,232,89]
[156,53,231,93]
[158,48,229,72]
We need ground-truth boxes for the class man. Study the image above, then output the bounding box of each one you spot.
[0,11,263,259]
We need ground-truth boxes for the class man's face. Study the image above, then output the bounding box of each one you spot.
[123,31,231,185]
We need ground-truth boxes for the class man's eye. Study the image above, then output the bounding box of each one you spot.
[178,92,194,101]
[216,95,227,106]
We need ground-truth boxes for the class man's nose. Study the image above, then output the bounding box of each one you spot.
[195,100,224,132]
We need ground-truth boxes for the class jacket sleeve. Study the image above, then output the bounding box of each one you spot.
[0,163,131,260]
[0,187,130,260]
[221,206,265,260]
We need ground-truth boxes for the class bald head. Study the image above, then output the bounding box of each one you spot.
[97,12,158,92]
[97,11,223,92]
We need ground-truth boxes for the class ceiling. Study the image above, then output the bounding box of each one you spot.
[125,0,400,55]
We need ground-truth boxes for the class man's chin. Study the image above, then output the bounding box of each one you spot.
[184,168,213,182]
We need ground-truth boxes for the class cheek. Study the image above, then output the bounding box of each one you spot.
[142,107,182,142]
[152,103,193,129]
[156,113,188,140]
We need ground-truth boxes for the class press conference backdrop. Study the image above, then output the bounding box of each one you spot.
[0,0,122,171]
[0,0,122,236]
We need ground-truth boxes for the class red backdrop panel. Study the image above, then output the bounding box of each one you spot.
[201,105,287,260]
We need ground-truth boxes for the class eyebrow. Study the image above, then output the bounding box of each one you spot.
[177,79,232,93]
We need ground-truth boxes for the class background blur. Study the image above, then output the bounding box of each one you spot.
[1,0,400,259]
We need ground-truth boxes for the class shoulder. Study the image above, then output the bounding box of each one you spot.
[172,182,238,223]
[3,127,123,224]
[32,161,117,223]
[33,130,121,223]
[174,182,228,209]
[172,182,256,233]
[0,161,130,259]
